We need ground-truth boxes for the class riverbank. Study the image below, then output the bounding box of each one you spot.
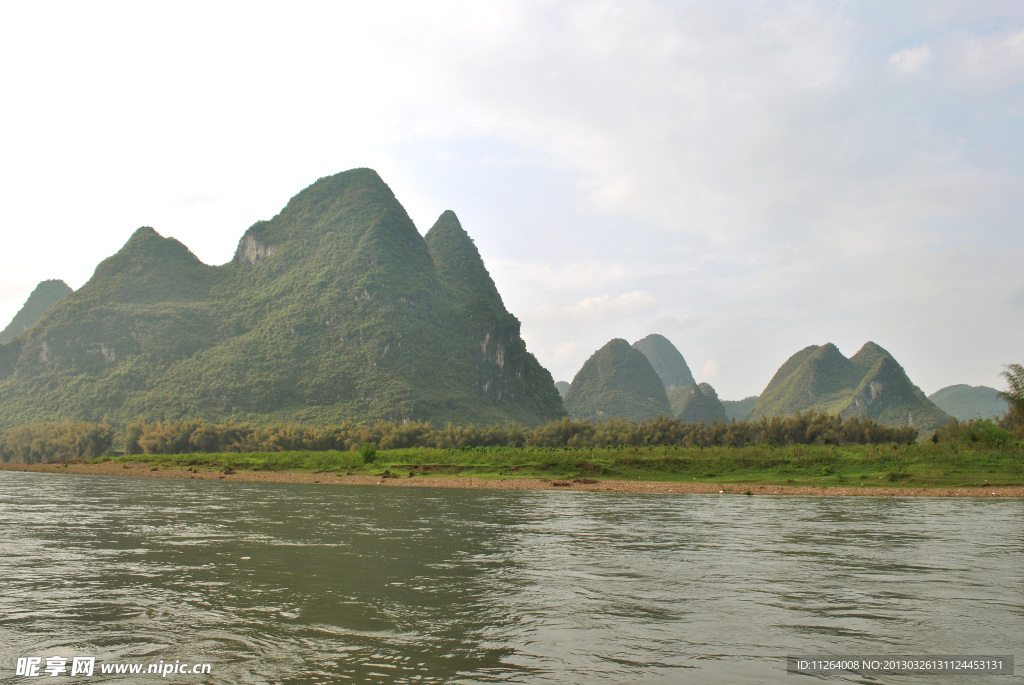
[2,461,1021,497]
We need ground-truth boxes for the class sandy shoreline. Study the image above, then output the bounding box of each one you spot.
[1,462,1021,497]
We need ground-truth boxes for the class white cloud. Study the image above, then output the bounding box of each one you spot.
[959,28,1024,86]
[489,260,636,293]
[890,45,933,75]
[565,291,657,320]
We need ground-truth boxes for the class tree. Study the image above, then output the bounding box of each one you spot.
[998,363,1024,435]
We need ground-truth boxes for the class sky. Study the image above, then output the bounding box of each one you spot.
[1,1,1022,400]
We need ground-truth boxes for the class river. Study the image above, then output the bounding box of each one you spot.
[0,471,1020,683]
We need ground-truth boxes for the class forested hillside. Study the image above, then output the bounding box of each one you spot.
[0,169,564,428]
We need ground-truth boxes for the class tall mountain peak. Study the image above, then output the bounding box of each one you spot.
[850,341,892,368]
[632,334,696,390]
[423,211,559,416]
[425,210,503,308]
[233,167,420,267]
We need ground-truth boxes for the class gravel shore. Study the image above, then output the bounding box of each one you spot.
[2,462,1021,497]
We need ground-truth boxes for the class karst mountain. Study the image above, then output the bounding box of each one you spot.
[0,169,565,428]
[563,339,671,422]
[749,342,951,431]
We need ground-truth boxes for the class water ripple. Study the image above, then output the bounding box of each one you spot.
[0,472,1021,683]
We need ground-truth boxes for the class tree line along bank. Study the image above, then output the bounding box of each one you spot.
[5,413,1011,465]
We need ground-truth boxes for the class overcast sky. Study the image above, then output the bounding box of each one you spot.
[2,1,1022,400]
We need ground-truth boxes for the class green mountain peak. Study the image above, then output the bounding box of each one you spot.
[233,168,428,274]
[424,210,561,418]
[565,338,671,422]
[0,280,74,344]
[84,227,214,304]
[850,341,891,368]
[425,210,503,308]
[631,333,696,390]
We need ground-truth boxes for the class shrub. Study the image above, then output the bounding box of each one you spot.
[359,442,377,464]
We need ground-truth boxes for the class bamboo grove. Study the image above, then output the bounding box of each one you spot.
[0,413,930,463]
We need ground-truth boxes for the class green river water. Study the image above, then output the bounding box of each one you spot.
[0,471,1020,683]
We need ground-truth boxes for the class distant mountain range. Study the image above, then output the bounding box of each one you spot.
[561,336,963,433]
[928,384,1005,421]
[561,334,726,424]
[0,172,1004,434]
[630,334,727,423]
[0,169,564,428]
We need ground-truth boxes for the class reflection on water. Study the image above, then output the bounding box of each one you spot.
[0,472,1020,683]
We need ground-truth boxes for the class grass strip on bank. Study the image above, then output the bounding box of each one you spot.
[87,442,1024,489]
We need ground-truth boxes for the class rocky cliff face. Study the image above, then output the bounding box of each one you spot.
[234,232,276,265]
[425,210,562,419]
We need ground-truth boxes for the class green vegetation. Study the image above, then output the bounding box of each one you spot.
[0,169,564,429]
[1,412,920,464]
[723,396,757,422]
[564,339,672,422]
[0,280,73,344]
[358,442,377,464]
[0,422,115,463]
[93,440,1023,489]
[998,363,1024,436]
[750,342,951,432]
[7,413,1021,490]
[107,411,923,458]
[933,418,1017,447]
